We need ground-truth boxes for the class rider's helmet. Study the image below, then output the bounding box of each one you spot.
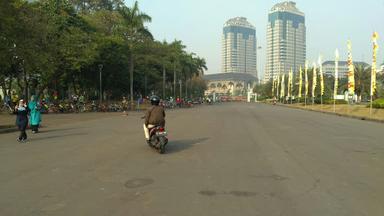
[150,95,160,106]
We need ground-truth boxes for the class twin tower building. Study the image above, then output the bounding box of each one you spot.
[222,1,306,83]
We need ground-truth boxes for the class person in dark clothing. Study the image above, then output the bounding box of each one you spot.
[143,95,166,143]
[14,99,29,142]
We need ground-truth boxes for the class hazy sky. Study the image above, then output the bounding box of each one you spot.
[125,0,384,76]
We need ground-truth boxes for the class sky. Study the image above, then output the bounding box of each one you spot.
[124,0,384,77]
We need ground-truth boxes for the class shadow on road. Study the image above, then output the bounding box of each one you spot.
[36,127,79,133]
[29,132,87,142]
[166,138,209,154]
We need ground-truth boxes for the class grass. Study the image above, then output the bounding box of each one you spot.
[287,103,384,121]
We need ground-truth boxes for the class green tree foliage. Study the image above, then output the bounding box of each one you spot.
[0,0,207,102]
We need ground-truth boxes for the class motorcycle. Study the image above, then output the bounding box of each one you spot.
[1,102,14,114]
[147,125,169,154]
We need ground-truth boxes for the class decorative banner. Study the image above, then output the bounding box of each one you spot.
[280,74,285,99]
[289,68,293,99]
[312,62,317,99]
[305,61,309,97]
[318,55,324,96]
[347,40,355,96]
[298,66,303,99]
[287,69,292,98]
[334,49,339,99]
[277,74,280,98]
[371,32,379,96]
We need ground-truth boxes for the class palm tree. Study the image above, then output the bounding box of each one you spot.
[169,40,185,98]
[354,64,370,102]
[195,57,207,76]
[119,1,152,108]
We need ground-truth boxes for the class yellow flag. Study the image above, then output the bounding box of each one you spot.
[287,70,291,98]
[318,56,324,96]
[312,62,317,98]
[290,68,293,98]
[277,74,280,98]
[347,40,355,95]
[305,61,309,97]
[371,32,379,96]
[281,74,285,98]
[334,49,339,99]
[298,66,303,99]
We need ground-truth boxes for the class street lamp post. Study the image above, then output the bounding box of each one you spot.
[163,66,166,99]
[98,64,103,105]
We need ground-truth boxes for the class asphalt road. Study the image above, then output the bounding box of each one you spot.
[1,103,384,216]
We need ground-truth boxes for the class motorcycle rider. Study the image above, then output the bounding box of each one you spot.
[143,95,166,145]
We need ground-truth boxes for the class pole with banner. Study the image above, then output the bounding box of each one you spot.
[347,40,355,104]
[370,32,379,116]
[334,49,339,112]
[312,62,317,105]
[277,74,280,101]
[298,66,303,104]
[289,68,293,104]
[281,74,285,103]
[287,69,291,103]
[318,55,324,108]
[305,61,309,107]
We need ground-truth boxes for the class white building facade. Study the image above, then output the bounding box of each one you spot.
[264,1,306,82]
[222,17,257,78]
[322,61,369,79]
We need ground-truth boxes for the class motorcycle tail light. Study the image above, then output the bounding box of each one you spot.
[159,127,165,132]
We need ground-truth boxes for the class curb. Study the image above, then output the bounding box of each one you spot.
[272,103,384,124]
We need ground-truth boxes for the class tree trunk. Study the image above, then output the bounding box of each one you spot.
[23,67,29,102]
[17,77,22,93]
[129,52,134,110]
[179,80,182,99]
[0,77,7,99]
[7,74,13,95]
[163,66,166,99]
[173,63,176,99]
[144,74,147,97]
[185,78,188,99]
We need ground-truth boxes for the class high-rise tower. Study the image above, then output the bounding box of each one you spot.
[222,17,257,78]
[264,1,306,82]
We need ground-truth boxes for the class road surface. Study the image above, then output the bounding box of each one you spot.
[1,103,384,216]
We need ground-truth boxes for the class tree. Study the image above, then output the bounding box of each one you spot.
[0,0,20,98]
[0,0,207,104]
[354,64,370,101]
[118,1,153,107]
[69,0,124,13]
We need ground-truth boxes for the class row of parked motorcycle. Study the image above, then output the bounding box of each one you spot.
[1,98,205,115]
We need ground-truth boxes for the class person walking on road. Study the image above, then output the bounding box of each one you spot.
[121,96,128,116]
[28,95,41,133]
[14,99,29,142]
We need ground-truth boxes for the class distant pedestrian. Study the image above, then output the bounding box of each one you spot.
[4,94,11,107]
[14,99,29,142]
[176,97,181,108]
[11,91,18,107]
[28,95,41,133]
[121,96,128,116]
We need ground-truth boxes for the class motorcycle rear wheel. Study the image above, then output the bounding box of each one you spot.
[158,137,166,154]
